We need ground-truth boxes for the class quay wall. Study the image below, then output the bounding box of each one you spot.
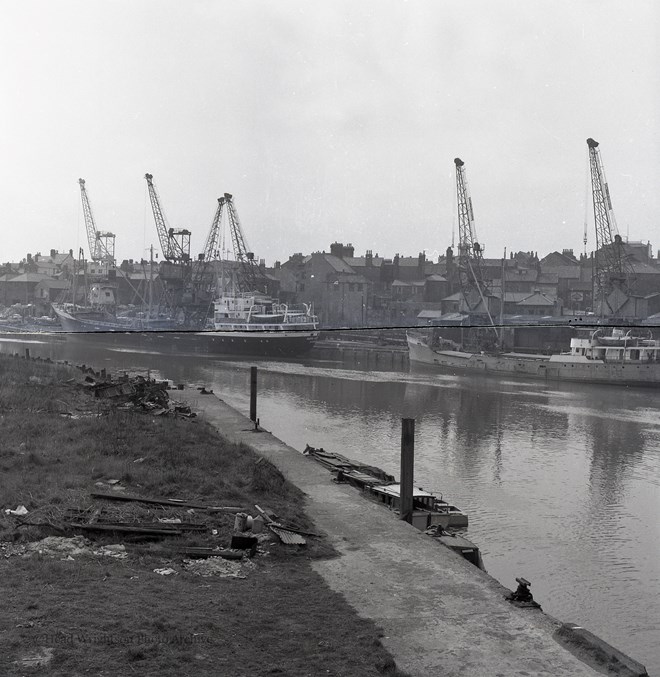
[174,385,647,677]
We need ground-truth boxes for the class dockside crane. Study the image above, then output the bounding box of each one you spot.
[78,179,116,264]
[586,138,635,315]
[223,193,268,294]
[144,173,191,264]
[192,196,225,289]
[454,158,492,316]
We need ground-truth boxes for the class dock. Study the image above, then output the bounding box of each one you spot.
[176,387,647,677]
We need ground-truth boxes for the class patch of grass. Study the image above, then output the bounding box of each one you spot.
[0,555,411,677]
[0,356,410,677]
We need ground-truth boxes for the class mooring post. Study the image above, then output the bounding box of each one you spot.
[250,366,258,426]
[400,418,415,523]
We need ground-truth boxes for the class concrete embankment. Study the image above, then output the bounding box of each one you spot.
[176,387,647,677]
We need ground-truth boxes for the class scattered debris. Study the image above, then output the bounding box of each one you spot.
[254,504,316,543]
[25,536,90,558]
[3,536,130,561]
[183,557,255,578]
[94,481,126,493]
[268,526,307,545]
[4,505,28,516]
[15,647,54,668]
[173,546,244,560]
[92,544,127,559]
[234,512,249,531]
[230,535,258,556]
[80,373,196,418]
[154,567,177,576]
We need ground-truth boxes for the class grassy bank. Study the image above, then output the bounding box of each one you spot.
[0,355,409,677]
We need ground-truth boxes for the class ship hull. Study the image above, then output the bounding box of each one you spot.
[66,328,319,358]
[187,329,318,357]
[53,306,128,332]
[53,301,318,358]
[408,333,660,387]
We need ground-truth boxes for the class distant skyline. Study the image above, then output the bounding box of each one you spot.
[1,1,658,266]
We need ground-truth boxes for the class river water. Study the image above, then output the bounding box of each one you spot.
[2,333,659,673]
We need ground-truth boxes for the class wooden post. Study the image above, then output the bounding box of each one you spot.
[25,348,30,360]
[249,366,258,424]
[400,418,415,523]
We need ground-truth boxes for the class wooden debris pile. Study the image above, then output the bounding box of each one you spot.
[79,373,195,418]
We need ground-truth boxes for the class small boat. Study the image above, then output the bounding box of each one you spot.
[366,482,468,529]
[303,445,468,529]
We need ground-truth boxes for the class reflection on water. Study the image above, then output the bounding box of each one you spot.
[2,332,659,672]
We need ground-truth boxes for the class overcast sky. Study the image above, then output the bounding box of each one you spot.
[1,0,658,266]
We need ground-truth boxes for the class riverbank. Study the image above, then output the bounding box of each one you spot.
[0,355,410,677]
[174,386,649,677]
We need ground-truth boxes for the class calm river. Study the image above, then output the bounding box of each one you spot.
[2,332,659,673]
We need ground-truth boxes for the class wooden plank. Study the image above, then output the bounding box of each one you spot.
[254,504,320,537]
[68,523,183,536]
[90,491,241,511]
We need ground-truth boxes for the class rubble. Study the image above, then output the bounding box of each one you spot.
[4,505,28,516]
[15,647,54,668]
[183,557,256,578]
[2,536,128,561]
[154,567,177,576]
[79,372,196,418]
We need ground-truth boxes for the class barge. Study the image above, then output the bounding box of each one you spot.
[408,327,660,387]
[303,445,468,529]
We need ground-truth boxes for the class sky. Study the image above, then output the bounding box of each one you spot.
[1,0,658,266]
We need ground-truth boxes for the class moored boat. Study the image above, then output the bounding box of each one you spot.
[190,292,319,357]
[52,303,181,333]
[303,445,468,529]
[407,327,660,387]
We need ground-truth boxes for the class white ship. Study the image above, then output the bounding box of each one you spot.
[191,292,319,357]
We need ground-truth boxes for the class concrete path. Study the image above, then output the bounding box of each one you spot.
[177,389,609,677]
